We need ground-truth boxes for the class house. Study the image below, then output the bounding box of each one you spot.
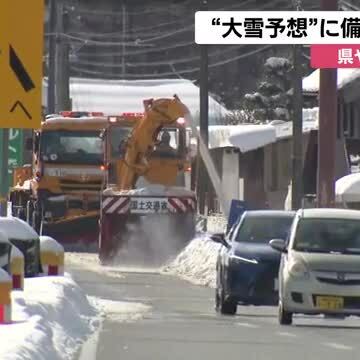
[198,111,320,214]
[199,69,360,215]
[303,68,360,173]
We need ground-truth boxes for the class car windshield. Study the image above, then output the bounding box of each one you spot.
[109,126,132,158]
[293,218,360,254]
[235,215,294,243]
[152,128,180,158]
[40,130,103,165]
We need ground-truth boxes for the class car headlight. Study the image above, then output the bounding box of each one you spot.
[228,254,258,265]
[288,260,309,279]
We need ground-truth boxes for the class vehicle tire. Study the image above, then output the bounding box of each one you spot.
[218,287,237,315]
[278,301,292,325]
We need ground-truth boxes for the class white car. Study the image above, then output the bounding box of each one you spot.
[270,208,360,325]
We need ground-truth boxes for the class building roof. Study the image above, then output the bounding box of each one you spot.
[302,69,360,103]
[207,124,276,152]
[42,78,229,125]
[207,108,319,152]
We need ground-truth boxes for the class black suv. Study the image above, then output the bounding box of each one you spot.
[212,210,295,315]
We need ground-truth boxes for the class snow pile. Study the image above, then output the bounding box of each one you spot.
[40,236,64,253]
[206,214,228,233]
[162,234,221,288]
[0,274,99,360]
[65,252,125,279]
[89,298,151,323]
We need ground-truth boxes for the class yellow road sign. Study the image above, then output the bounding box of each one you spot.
[0,0,44,129]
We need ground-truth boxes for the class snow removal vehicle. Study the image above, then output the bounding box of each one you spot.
[99,95,196,264]
[9,112,108,250]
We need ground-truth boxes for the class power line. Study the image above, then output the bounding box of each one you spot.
[71,45,271,78]
[340,0,360,10]
[71,41,196,57]
[64,1,193,17]
[70,46,241,68]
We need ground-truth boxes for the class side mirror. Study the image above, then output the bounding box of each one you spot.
[210,233,230,248]
[269,239,287,253]
[25,137,33,151]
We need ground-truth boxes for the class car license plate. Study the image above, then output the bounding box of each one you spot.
[274,278,279,291]
[315,296,344,310]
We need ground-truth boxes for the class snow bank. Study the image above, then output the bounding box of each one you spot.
[65,252,125,278]
[89,297,151,323]
[162,234,221,288]
[0,274,99,360]
[103,184,196,197]
[39,236,64,253]
[206,214,227,233]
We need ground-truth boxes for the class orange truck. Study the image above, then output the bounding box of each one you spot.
[98,96,196,264]
[9,111,108,250]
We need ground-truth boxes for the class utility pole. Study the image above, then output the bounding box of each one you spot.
[0,129,9,216]
[47,0,57,114]
[317,0,338,207]
[122,3,126,78]
[291,0,303,210]
[55,1,71,112]
[197,0,209,215]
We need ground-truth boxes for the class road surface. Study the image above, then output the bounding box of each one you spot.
[69,260,360,360]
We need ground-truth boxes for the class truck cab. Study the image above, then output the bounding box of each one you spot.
[9,111,108,248]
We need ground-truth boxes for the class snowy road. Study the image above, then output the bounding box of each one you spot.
[68,257,360,360]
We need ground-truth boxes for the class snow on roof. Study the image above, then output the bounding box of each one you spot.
[42,78,229,125]
[274,107,318,140]
[208,124,276,152]
[303,68,360,93]
[335,173,360,202]
[207,108,318,152]
[0,217,39,240]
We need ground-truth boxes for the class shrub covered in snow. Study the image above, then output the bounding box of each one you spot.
[242,56,293,123]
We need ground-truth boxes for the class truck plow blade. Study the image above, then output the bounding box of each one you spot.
[41,215,99,252]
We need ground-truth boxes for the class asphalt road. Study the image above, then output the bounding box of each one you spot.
[69,261,360,360]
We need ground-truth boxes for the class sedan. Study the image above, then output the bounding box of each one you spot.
[212,210,295,315]
[271,208,360,325]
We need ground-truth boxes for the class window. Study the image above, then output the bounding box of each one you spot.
[109,126,132,158]
[293,218,360,254]
[152,128,180,158]
[234,215,294,244]
[40,130,102,165]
